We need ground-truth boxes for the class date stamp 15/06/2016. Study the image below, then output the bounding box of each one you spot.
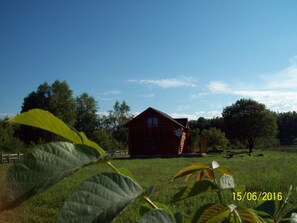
[232,192,283,201]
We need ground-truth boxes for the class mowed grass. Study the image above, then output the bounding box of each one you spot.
[0,150,296,222]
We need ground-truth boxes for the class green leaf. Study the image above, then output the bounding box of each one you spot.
[233,185,245,193]
[198,204,230,223]
[215,166,233,176]
[172,163,210,181]
[188,203,214,223]
[118,168,139,183]
[254,200,280,218]
[0,142,101,211]
[78,131,105,156]
[197,204,262,223]
[7,109,105,156]
[139,202,174,217]
[174,212,184,223]
[139,209,176,223]
[234,206,263,223]
[7,109,82,143]
[57,172,143,223]
[280,208,297,221]
[172,180,217,203]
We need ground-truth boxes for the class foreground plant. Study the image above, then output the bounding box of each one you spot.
[171,161,297,222]
[0,109,296,222]
[0,109,177,222]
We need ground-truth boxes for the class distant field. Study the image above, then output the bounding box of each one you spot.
[0,150,296,223]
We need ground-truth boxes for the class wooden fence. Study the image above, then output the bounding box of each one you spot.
[114,150,129,157]
[0,151,24,164]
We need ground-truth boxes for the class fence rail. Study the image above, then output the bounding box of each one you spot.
[114,150,129,157]
[0,151,24,164]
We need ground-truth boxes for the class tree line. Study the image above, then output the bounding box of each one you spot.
[0,80,132,153]
[190,99,297,153]
[1,80,297,154]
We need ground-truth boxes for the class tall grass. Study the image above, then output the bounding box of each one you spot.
[0,150,296,222]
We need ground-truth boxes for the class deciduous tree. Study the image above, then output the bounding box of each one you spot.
[19,80,76,144]
[222,99,277,154]
[75,92,99,138]
[202,127,229,150]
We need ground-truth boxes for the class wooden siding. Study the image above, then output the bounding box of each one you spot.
[124,107,193,156]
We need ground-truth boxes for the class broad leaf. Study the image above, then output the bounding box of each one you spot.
[8,109,82,144]
[118,168,139,183]
[254,200,280,218]
[7,109,105,156]
[139,209,176,223]
[174,212,184,223]
[197,204,230,223]
[57,172,143,223]
[188,203,215,223]
[215,166,233,176]
[233,185,245,193]
[203,168,215,180]
[172,180,217,202]
[140,201,174,217]
[280,209,297,222]
[172,163,210,181]
[234,206,263,223]
[197,204,262,223]
[0,142,101,211]
[78,131,105,155]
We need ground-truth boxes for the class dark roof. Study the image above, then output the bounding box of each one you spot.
[124,107,188,128]
[174,118,188,127]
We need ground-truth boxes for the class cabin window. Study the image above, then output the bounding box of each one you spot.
[147,117,158,127]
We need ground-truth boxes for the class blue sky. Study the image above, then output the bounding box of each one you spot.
[1,1,297,120]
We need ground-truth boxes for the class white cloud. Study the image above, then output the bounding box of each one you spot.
[170,110,221,120]
[262,56,297,89]
[207,81,230,93]
[190,92,208,100]
[128,76,196,88]
[233,90,297,112]
[0,113,15,119]
[102,89,121,95]
[141,93,155,98]
[97,111,109,116]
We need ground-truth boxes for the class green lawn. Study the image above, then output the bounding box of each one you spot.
[0,150,296,222]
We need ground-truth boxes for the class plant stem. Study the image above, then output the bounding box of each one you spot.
[217,190,223,204]
[107,161,119,173]
[275,185,292,222]
[144,196,158,209]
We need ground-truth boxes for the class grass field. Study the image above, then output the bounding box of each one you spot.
[0,150,296,222]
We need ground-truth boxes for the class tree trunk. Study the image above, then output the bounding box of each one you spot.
[247,138,254,156]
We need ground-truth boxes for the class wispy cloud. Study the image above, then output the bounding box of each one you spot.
[100,89,122,101]
[0,113,15,119]
[128,76,196,88]
[207,81,230,93]
[141,93,155,98]
[190,92,208,100]
[194,56,297,112]
[262,56,297,90]
[233,90,297,112]
[170,110,222,120]
[102,89,121,95]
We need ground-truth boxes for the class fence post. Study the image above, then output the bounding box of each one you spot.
[8,153,10,163]
[0,150,2,164]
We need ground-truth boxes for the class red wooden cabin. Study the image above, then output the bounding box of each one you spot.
[124,107,194,157]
